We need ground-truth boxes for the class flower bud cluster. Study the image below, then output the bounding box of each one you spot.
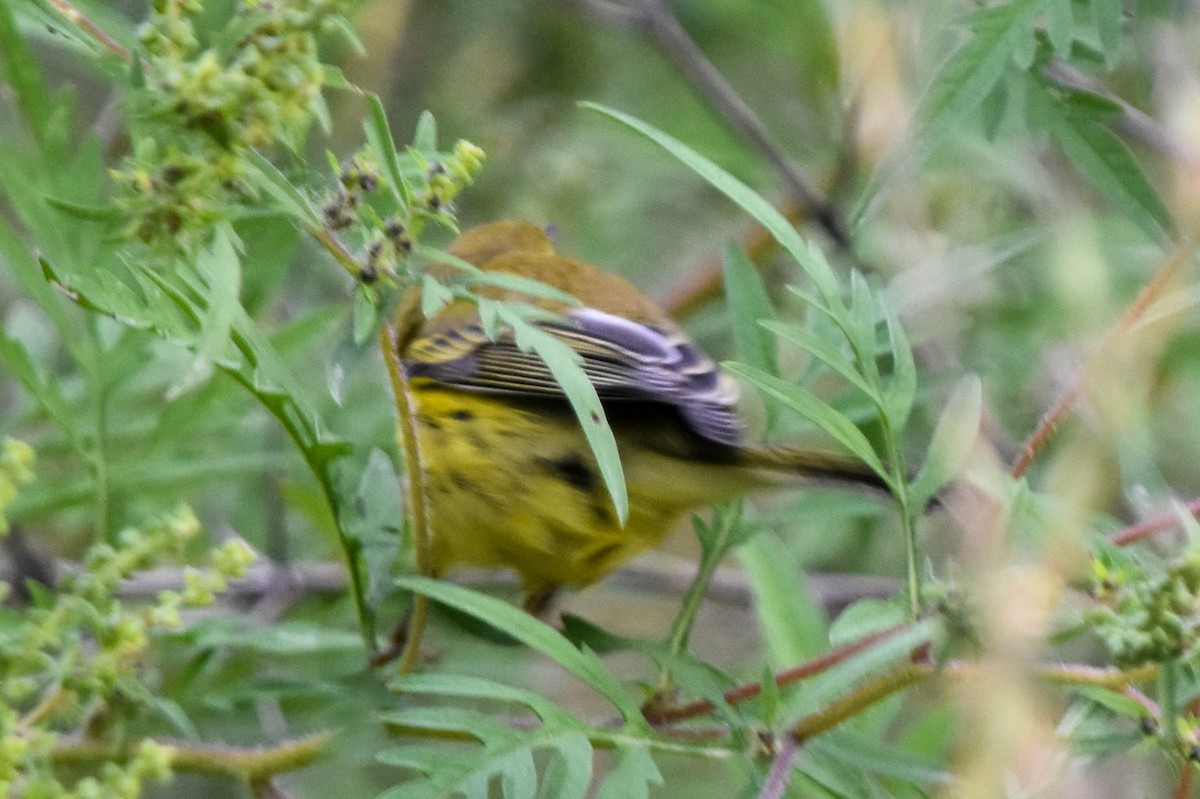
[318,140,485,286]
[0,504,252,796]
[0,438,35,535]
[1089,550,1200,667]
[115,0,354,250]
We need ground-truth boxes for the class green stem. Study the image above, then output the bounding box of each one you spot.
[1161,658,1180,748]
[654,505,743,694]
[86,322,111,543]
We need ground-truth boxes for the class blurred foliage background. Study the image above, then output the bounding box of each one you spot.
[4,0,1200,796]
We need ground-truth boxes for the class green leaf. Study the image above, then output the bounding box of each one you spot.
[535,735,592,799]
[582,102,840,302]
[413,110,438,152]
[344,449,405,611]
[243,149,320,226]
[787,0,840,106]
[416,246,581,307]
[847,271,881,386]
[828,599,907,648]
[855,0,1041,225]
[195,226,242,363]
[495,304,628,524]
[910,374,982,505]
[389,673,582,726]
[917,0,1041,152]
[739,533,828,666]
[723,362,889,483]
[352,284,380,345]
[382,707,518,743]
[722,243,779,377]
[194,620,363,654]
[1037,83,1173,242]
[595,747,662,799]
[1044,0,1074,57]
[0,329,81,447]
[1092,0,1121,64]
[365,93,413,208]
[0,0,53,144]
[1074,686,1153,720]
[883,299,917,431]
[392,576,645,725]
[813,731,952,785]
[760,320,875,401]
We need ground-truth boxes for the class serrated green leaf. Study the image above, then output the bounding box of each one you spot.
[1037,83,1173,242]
[535,735,592,799]
[855,0,1041,225]
[345,448,405,610]
[390,673,582,726]
[595,747,662,799]
[918,0,1041,150]
[195,226,241,363]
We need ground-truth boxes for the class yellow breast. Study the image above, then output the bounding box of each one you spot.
[409,382,743,597]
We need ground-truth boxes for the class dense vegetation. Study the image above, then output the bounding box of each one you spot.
[2,0,1200,796]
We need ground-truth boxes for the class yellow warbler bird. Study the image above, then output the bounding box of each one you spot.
[396,220,889,613]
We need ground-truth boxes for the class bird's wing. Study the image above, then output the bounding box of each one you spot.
[403,307,744,445]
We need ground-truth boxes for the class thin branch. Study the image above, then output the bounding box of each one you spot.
[572,0,850,248]
[791,661,927,744]
[646,622,908,725]
[1110,497,1200,547]
[789,660,1157,745]
[45,0,130,60]
[51,732,333,784]
[1010,235,1197,478]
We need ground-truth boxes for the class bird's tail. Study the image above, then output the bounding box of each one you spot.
[734,445,894,496]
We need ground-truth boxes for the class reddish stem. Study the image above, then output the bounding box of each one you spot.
[1010,240,1193,478]
[1110,497,1200,547]
[646,622,907,725]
